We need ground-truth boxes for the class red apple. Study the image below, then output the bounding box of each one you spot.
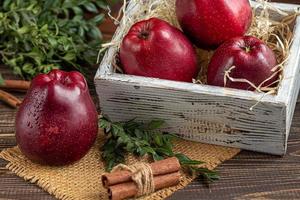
[16,70,98,166]
[120,17,198,82]
[207,36,278,91]
[176,0,252,48]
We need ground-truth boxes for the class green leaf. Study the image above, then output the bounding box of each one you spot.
[126,141,134,151]
[154,147,174,157]
[95,1,108,10]
[38,64,59,74]
[111,123,124,137]
[12,11,20,24]
[17,26,30,34]
[84,3,98,13]
[142,146,156,155]
[40,24,48,33]
[48,37,58,48]
[0,74,4,85]
[147,119,165,130]
[175,153,205,165]
[91,14,105,24]
[26,2,38,12]
[88,26,102,39]
[193,167,220,186]
[3,0,12,10]
[63,52,76,62]
[23,48,44,66]
[153,133,163,146]
[134,129,143,139]
[73,15,83,22]
[22,63,35,76]
[78,26,85,38]
[13,66,23,77]
[72,7,83,15]
[99,117,111,129]
[152,153,164,161]
[32,5,41,15]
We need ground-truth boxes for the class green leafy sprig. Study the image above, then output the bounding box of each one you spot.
[0,74,3,85]
[100,116,219,185]
[0,0,113,80]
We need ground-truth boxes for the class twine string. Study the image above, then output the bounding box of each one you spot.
[112,162,155,197]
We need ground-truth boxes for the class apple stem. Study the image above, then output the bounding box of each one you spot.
[139,31,150,40]
[244,46,251,53]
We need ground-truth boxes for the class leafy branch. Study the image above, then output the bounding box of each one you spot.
[0,0,116,80]
[100,116,219,185]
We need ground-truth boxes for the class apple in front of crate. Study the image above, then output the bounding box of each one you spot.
[120,17,198,82]
[176,0,252,48]
[16,70,98,166]
[207,36,278,91]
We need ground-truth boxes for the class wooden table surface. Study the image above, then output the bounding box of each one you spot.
[1,1,300,199]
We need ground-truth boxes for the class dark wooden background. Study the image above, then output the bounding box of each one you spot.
[1,0,300,199]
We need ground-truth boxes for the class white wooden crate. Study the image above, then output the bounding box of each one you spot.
[95,1,300,155]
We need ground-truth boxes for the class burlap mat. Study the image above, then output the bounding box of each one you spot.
[0,130,240,200]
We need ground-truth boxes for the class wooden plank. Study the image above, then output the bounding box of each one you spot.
[0,174,55,200]
[276,0,300,3]
[168,130,300,200]
[0,136,55,200]
[0,107,17,134]
[1,1,300,199]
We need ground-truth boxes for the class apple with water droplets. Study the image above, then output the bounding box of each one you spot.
[15,70,98,166]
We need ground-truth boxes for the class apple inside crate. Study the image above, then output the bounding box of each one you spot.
[95,1,300,155]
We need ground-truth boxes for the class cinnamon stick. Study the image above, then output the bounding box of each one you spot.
[102,157,180,188]
[0,80,31,91]
[0,90,22,108]
[108,172,181,200]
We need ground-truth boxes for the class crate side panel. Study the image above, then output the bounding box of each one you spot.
[95,79,287,155]
[276,17,300,145]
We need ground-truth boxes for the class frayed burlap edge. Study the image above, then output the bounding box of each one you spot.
[0,130,240,200]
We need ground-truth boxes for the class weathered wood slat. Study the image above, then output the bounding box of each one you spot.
[0,174,55,200]
[96,79,287,154]
[0,136,54,200]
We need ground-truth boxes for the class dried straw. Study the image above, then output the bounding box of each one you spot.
[100,0,298,95]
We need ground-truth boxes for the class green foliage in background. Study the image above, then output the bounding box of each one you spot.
[0,0,114,80]
[0,74,3,84]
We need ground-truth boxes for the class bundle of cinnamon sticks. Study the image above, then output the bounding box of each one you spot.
[0,80,30,108]
[102,157,181,200]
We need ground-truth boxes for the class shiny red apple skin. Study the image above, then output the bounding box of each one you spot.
[16,70,98,166]
[207,36,278,91]
[176,0,252,48]
[120,17,198,82]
